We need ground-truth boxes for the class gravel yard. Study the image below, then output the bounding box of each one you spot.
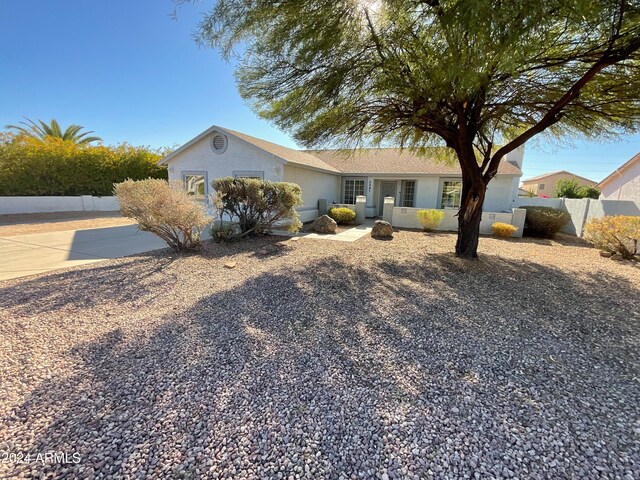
[0,231,638,479]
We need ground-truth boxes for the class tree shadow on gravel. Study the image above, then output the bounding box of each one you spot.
[3,253,639,479]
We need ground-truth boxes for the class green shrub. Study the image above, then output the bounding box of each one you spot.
[209,221,239,243]
[416,209,445,231]
[578,185,601,199]
[523,206,570,238]
[555,179,600,199]
[492,222,518,238]
[328,207,356,224]
[212,177,302,237]
[114,179,210,251]
[0,135,167,196]
[583,215,640,258]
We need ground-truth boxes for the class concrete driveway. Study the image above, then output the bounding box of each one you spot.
[0,225,168,281]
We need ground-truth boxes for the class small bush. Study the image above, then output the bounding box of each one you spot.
[523,206,570,238]
[210,221,239,243]
[583,215,640,259]
[114,179,210,251]
[212,177,302,237]
[416,209,445,231]
[328,207,356,225]
[492,222,518,238]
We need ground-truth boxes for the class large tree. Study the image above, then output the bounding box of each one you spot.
[187,0,640,257]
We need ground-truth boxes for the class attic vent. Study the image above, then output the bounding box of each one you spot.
[211,132,227,154]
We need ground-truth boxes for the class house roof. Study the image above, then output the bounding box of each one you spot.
[160,126,522,176]
[522,170,596,184]
[310,148,522,175]
[597,152,640,187]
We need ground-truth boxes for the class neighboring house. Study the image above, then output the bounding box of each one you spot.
[597,152,640,203]
[159,125,523,222]
[521,170,596,197]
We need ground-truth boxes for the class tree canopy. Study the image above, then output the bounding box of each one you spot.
[187,0,640,256]
[6,118,103,145]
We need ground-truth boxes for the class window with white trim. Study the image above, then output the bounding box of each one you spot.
[343,179,365,204]
[441,180,462,208]
[401,180,416,207]
[183,172,207,200]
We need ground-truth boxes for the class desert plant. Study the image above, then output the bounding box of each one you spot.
[522,187,538,198]
[523,206,570,238]
[0,135,167,196]
[328,207,356,225]
[114,179,210,251]
[209,221,239,243]
[6,117,102,144]
[583,215,640,259]
[212,177,302,237]
[416,209,445,231]
[492,222,518,238]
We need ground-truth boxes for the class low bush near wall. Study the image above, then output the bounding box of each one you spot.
[416,209,445,231]
[212,177,302,238]
[114,179,210,251]
[328,207,356,225]
[0,135,167,196]
[583,215,640,259]
[523,206,570,238]
[492,222,518,238]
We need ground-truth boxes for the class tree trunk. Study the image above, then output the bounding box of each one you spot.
[455,174,486,259]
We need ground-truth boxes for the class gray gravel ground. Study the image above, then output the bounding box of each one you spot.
[0,231,638,479]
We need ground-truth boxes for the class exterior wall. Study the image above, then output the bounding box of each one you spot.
[165,131,285,196]
[391,207,518,235]
[599,161,640,202]
[0,196,119,215]
[284,165,340,222]
[521,172,596,197]
[514,197,640,236]
[368,175,518,216]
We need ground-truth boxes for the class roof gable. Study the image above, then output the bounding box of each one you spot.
[160,126,522,176]
[597,152,640,187]
[522,170,596,184]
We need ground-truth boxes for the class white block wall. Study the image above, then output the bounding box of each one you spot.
[0,196,120,215]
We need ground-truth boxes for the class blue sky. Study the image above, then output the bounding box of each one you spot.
[1,0,638,182]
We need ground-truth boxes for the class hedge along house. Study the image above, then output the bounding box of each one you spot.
[159,126,524,230]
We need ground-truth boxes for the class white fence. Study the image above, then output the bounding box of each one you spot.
[0,196,120,215]
[514,197,640,236]
[390,206,526,237]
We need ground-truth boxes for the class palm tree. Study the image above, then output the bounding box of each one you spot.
[5,117,102,144]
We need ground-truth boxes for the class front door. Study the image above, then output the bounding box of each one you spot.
[379,181,397,215]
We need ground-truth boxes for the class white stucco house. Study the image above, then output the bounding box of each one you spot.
[159,126,524,230]
[597,152,640,203]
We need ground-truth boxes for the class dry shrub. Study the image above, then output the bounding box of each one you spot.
[492,222,518,238]
[523,206,570,238]
[583,215,640,259]
[416,209,445,231]
[212,177,302,237]
[114,179,210,251]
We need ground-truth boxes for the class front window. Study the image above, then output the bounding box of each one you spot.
[539,183,545,190]
[441,180,462,209]
[343,179,365,204]
[183,173,206,199]
[401,180,416,207]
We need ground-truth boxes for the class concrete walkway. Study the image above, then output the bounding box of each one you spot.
[0,225,167,281]
[276,219,375,242]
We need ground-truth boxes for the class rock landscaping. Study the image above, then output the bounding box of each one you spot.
[0,232,638,479]
[311,214,337,234]
[371,220,393,239]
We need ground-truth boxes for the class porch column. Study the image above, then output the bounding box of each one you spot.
[383,197,394,224]
[355,195,366,223]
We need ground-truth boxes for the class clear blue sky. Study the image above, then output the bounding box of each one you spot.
[1,0,638,182]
